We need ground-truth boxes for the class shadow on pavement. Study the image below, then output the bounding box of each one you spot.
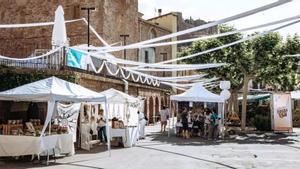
[146,131,299,146]
[137,146,237,169]
[0,145,112,169]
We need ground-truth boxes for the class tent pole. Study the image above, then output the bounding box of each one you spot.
[172,101,175,135]
[221,102,225,139]
[168,99,172,137]
[104,101,111,157]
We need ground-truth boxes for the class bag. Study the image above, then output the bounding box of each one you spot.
[144,116,148,121]
[211,114,218,126]
[89,129,93,135]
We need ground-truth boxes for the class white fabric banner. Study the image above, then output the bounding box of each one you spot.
[0,18,83,28]
[56,103,81,142]
[71,20,300,69]
[85,14,300,52]
[129,0,291,46]
[0,46,63,61]
[128,63,226,72]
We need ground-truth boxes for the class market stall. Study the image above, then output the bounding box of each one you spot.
[98,88,141,148]
[169,82,231,137]
[0,76,109,159]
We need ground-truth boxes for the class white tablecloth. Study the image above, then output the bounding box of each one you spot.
[0,134,74,157]
[110,126,139,148]
[176,123,193,128]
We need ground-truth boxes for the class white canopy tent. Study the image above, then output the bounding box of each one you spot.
[98,88,141,125]
[0,76,111,156]
[98,88,141,147]
[169,83,230,137]
[291,90,300,100]
[99,88,140,104]
[171,83,226,103]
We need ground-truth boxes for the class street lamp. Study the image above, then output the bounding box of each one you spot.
[81,7,95,48]
[120,34,130,60]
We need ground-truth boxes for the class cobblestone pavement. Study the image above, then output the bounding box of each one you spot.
[1,124,300,169]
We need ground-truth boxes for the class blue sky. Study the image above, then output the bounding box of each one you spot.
[138,0,300,38]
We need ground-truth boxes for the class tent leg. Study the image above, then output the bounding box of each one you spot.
[221,102,225,139]
[172,102,175,135]
[168,100,172,137]
[104,102,111,157]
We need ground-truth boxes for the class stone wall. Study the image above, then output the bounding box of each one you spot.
[0,67,170,123]
[0,0,173,123]
[0,0,139,60]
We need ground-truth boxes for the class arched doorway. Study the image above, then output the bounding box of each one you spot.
[149,97,154,124]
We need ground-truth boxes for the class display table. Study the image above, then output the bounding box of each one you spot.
[176,122,193,128]
[110,126,139,148]
[0,134,74,157]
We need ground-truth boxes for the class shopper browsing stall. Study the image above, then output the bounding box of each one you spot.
[181,107,189,139]
[204,108,211,138]
[209,109,220,140]
[97,110,107,144]
[159,106,170,133]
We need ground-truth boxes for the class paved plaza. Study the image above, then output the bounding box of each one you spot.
[1,124,300,169]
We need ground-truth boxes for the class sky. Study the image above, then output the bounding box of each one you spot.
[138,0,300,39]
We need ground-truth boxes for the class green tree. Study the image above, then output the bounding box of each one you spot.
[180,25,298,130]
[180,25,248,127]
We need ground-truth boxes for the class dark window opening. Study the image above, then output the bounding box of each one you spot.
[145,51,149,63]
[73,4,80,19]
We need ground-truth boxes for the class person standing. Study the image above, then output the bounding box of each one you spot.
[181,107,189,139]
[204,108,211,139]
[138,110,147,139]
[209,109,220,140]
[97,110,107,144]
[159,106,170,133]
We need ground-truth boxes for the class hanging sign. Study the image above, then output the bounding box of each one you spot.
[271,93,293,132]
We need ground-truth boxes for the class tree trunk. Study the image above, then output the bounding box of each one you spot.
[227,91,233,113]
[241,75,250,131]
[231,90,239,114]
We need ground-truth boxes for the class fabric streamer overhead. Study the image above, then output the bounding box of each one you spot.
[0,46,63,61]
[128,63,227,72]
[155,20,300,65]
[0,19,83,28]
[71,19,300,69]
[84,14,300,53]
[128,0,292,46]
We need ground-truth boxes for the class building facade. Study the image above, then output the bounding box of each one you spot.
[0,0,173,123]
[147,11,218,77]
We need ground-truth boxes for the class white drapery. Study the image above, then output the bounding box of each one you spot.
[0,19,83,28]
[0,77,110,156]
[83,14,300,53]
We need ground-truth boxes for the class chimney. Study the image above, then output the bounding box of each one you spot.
[158,9,162,16]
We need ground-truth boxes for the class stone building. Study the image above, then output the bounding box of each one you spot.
[147,10,219,77]
[0,0,173,123]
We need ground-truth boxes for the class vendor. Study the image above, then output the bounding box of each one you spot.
[97,110,107,144]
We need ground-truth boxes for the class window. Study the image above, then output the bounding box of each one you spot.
[145,51,149,63]
[160,53,167,61]
[73,4,80,19]
[149,29,157,39]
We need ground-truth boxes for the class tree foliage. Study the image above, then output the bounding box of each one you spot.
[180,25,300,129]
